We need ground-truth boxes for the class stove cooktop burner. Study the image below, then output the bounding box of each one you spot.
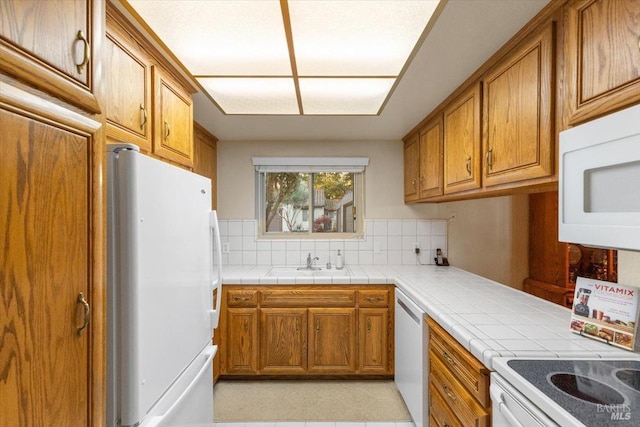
[549,373,625,405]
[507,359,640,426]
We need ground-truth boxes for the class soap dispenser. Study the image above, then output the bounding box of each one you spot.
[335,249,344,270]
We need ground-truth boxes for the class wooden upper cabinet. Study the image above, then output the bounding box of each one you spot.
[153,66,194,167]
[403,134,420,202]
[0,0,100,112]
[105,23,153,151]
[105,1,196,167]
[565,0,640,125]
[193,123,218,209]
[443,84,482,194]
[482,22,555,187]
[419,115,444,199]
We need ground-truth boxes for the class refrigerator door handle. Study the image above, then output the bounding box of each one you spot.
[144,346,217,427]
[209,211,223,329]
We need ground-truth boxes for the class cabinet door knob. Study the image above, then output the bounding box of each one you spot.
[412,179,417,189]
[77,292,90,336]
[75,30,91,74]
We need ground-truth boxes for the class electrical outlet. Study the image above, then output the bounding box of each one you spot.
[414,242,420,254]
[222,242,230,254]
[449,211,457,223]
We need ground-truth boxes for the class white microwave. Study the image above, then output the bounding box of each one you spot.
[559,104,640,251]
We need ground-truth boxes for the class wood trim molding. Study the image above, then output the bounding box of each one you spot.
[0,81,101,133]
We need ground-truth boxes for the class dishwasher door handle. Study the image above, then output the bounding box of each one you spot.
[396,298,421,325]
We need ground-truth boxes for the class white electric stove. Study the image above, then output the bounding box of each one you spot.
[492,358,640,427]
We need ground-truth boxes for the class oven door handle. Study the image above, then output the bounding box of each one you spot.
[490,384,525,427]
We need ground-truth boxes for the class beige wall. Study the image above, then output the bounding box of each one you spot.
[216,139,439,220]
[217,140,529,289]
[436,195,530,289]
[619,251,640,287]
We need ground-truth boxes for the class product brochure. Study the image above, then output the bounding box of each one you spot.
[570,277,640,351]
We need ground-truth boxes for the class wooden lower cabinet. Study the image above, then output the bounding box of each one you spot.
[358,308,390,373]
[308,308,356,373]
[226,308,258,374]
[219,285,394,377]
[429,383,463,427]
[260,308,307,374]
[427,318,490,427]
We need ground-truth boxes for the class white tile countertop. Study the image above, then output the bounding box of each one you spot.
[222,264,640,370]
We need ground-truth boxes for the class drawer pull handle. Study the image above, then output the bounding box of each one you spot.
[75,30,90,74]
[233,296,250,301]
[465,155,471,175]
[443,351,456,366]
[443,385,456,401]
[366,296,383,302]
[164,120,171,140]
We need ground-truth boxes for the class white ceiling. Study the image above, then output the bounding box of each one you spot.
[189,0,550,141]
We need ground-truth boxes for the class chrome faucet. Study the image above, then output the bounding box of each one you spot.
[298,253,320,270]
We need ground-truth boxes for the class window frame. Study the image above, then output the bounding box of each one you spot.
[254,158,367,239]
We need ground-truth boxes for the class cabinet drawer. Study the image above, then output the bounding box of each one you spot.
[427,318,490,407]
[429,383,463,427]
[358,289,389,307]
[260,290,356,307]
[430,351,489,427]
[227,289,258,307]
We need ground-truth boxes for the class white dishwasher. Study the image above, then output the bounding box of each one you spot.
[394,288,428,427]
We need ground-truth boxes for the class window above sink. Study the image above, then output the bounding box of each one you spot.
[254,157,368,239]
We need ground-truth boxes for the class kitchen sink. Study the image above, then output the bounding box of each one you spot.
[267,266,351,277]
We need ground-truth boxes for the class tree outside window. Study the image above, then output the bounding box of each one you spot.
[263,172,356,235]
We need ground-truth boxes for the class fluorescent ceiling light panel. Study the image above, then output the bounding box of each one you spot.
[128,0,291,75]
[127,0,441,115]
[198,77,299,115]
[299,78,396,115]
[289,1,440,76]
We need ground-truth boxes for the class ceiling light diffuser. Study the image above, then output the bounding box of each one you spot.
[197,77,299,115]
[127,0,441,115]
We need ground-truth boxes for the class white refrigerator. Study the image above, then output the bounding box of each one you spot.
[107,143,222,427]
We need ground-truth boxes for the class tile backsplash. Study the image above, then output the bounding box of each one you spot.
[218,219,447,266]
